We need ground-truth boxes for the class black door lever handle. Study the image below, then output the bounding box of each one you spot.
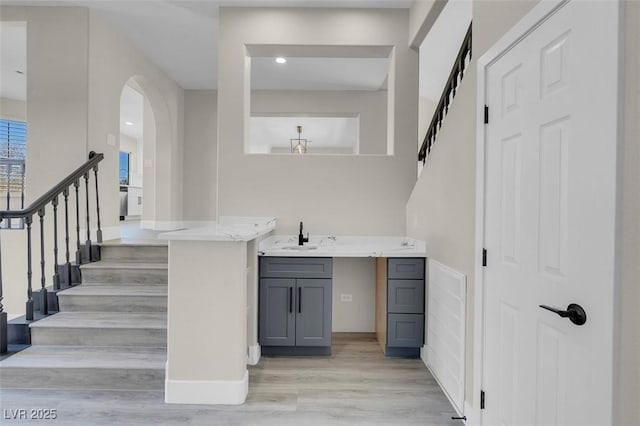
[539,303,587,326]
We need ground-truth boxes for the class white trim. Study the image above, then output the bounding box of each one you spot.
[140,220,216,231]
[79,226,120,243]
[99,226,120,242]
[182,220,217,228]
[247,343,261,366]
[473,2,569,425]
[139,220,183,231]
[165,370,249,405]
[139,220,155,230]
[463,401,475,425]
[421,346,463,419]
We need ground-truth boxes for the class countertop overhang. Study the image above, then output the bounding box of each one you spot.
[259,235,427,258]
[159,217,276,242]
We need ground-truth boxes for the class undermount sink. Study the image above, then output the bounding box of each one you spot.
[281,245,318,251]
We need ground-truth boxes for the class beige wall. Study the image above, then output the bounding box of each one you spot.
[618,2,640,424]
[0,5,184,314]
[217,7,417,237]
[332,258,376,332]
[142,96,156,223]
[409,0,447,48]
[251,90,388,155]
[0,97,26,121]
[406,0,537,405]
[167,240,247,382]
[87,11,184,232]
[183,90,217,222]
[1,6,90,315]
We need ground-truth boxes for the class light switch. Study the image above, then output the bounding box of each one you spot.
[106,134,116,146]
[340,294,353,302]
[144,159,153,168]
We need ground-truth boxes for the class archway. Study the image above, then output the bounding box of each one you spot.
[118,84,144,223]
[117,75,178,233]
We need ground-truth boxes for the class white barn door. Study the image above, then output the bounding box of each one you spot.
[482,1,620,425]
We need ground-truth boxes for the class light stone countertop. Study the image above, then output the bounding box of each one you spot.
[159,216,276,242]
[259,235,427,258]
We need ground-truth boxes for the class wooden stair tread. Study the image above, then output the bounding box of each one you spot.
[29,312,167,330]
[58,285,167,297]
[0,345,166,369]
[80,261,168,270]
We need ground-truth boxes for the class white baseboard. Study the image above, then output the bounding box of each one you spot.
[165,370,248,405]
[140,220,185,231]
[183,220,216,228]
[99,226,120,242]
[139,220,154,230]
[422,344,465,419]
[247,343,261,366]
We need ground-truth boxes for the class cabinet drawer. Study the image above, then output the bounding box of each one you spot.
[388,258,425,279]
[387,314,424,348]
[260,257,332,279]
[388,280,424,314]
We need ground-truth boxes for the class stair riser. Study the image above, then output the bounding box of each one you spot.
[100,246,168,263]
[0,367,164,390]
[81,268,167,285]
[58,295,167,313]
[31,328,167,347]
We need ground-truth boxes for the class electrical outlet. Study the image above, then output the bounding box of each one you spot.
[340,294,353,302]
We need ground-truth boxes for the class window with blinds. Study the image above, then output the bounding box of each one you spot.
[0,119,26,160]
[0,119,27,215]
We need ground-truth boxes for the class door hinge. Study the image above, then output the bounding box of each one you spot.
[480,390,486,410]
[482,248,487,267]
[484,105,489,124]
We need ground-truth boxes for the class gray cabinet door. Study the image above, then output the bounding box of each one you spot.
[259,278,295,347]
[387,258,425,280]
[387,313,424,348]
[388,280,424,313]
[260,257,332,279]
[295,279,332,347]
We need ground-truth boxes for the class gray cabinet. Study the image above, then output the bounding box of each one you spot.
[385,258,425,357]
[388,258,425,280]
[387,314,424,348]
[259,278,295,347]
[259,257,332,355]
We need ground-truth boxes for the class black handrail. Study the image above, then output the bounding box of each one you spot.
[418,22,472,163]
[0,151,105,352]
[0,152,103,220]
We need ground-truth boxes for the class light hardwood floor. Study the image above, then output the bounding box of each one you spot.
[0,333,462,425]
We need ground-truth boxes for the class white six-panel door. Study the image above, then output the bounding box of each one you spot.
[482,1,620,425]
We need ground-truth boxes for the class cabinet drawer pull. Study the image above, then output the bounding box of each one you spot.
[289,287,293,313]
[298,287,302,313]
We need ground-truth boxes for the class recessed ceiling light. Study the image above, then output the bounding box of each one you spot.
[275,57,287,64]
[125,121,134,126]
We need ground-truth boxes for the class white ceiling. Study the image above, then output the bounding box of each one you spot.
[249,116,358,154]
[419,0,472,102]
[1,1,469,120]
[1,0,411,91]
[251,56,389,91]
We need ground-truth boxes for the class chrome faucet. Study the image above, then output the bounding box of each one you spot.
[298,221,309,246]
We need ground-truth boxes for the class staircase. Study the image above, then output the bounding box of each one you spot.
[0,241,168,391]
